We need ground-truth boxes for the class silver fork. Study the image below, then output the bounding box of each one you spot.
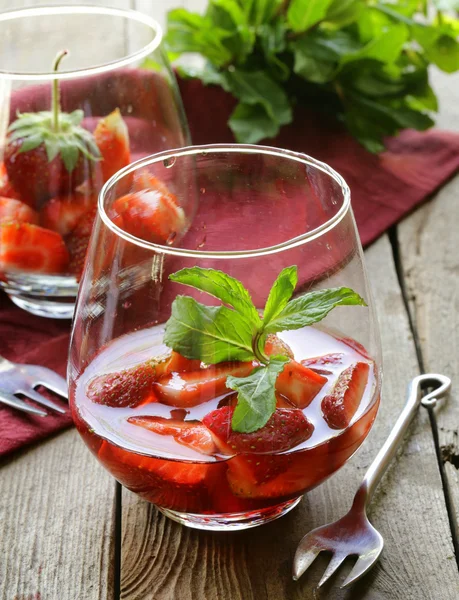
[293,373,451,589]
[0,355,68,417]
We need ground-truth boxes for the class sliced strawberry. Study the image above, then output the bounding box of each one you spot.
[133,171,178,205]
[154,362,254,408]
[128,416,217,456]
[0,197,38,225]
[111,188,185,245]
[86,352,200,408]
[65,206,97,279]
[0,222,69,274]
[94,108,130,182]
[264,334,294,359]
[166,351,201,373]
[321,362,370,429]
[87,356,170,408]
[301,353,345,374]
[40,193,95,236]
[275,360,327,408]
[97,440,220,512]
[203,406,313,455]
[0,162,21,201]
[227,449,322,499]
[203,407,314,496]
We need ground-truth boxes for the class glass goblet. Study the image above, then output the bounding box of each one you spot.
[69,144,382,531]
[0,5,189,318]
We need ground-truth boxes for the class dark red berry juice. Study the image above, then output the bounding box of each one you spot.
[70,326,380,516]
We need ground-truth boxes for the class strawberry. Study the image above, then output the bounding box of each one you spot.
[166,351,201,373]
[111,188,186,245]
[0,222,69,274]
[321,362,370,429]
[227,449,322,499]
[87,359,166,408]
[4,51,100,207]
[264,336,327,406]
[128,416,217,456]
[203,407,314,497]
[97,440,220,513]
[65,206,97,279]
[154,362,255,408]
[0,197,38,225]
[94,108,130,182]
[0,162,21,201]
[203,406,313,455]
[264,334,294,359]
[302,353,344,368]
[133,171,178,205]
[301,353,345,375]
[87,352,201,408]
[40,193,96,236]
[275,360,327,408]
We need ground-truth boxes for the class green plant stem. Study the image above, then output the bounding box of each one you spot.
[253,332,269,365]
[52,50,68,132]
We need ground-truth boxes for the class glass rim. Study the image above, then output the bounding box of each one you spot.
[0,5,162,81]
[99,144,352,260]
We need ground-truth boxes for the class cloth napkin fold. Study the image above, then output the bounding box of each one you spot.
[1,72,459,457]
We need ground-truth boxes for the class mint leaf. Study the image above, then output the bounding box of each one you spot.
[287,0,334,33]
[262,265,297,326]
[341,23,408,66]
[225,69,292,126]
[169,267,261,330]
[243,0,284,26]
[164,295,255,363]
[325,0,363,27]
[264,287,367,334]
[166,8,233,66]
[206,0,255,61]
[229,102,280,143]
[228,356,288,432]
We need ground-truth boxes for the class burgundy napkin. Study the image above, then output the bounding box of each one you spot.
[1,71,459,457]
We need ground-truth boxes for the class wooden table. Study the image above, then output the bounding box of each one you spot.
[1,1,459,598]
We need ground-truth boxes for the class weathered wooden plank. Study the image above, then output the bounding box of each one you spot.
[398,68,459,549]
[120,235,459,600]
[0,430,116,599]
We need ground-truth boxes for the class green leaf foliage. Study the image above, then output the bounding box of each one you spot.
[263,287,367,334]
[169,267,261,330]
[164,295,256,363]
[164,266,367,432]
[164,0,459,151]
[9,109,100,172]
[228,357,289,432]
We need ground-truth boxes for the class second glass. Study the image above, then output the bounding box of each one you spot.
[69,144,382,531]
[0,5,189,318]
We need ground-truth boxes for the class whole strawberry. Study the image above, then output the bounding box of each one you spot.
[4,50,100,207]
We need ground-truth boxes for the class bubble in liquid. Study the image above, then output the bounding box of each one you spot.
[163,156,176,168]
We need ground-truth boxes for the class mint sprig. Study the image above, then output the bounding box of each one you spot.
[164,265,367,432]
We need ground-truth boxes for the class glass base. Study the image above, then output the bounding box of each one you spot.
[157,496,302,531]
[9,293,75,319]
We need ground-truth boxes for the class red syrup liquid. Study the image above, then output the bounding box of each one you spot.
[70,326,380,515]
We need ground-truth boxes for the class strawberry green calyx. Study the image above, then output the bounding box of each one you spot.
[7,50,100,174]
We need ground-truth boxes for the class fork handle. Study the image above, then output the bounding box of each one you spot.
[353,373,451,510]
